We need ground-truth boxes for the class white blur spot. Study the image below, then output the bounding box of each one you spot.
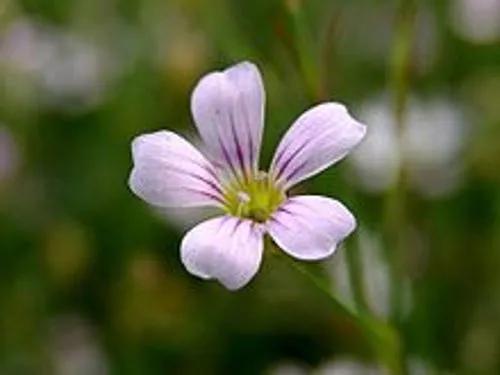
[403,97,467,198]
[49,314,109,375]
[350,94,467,198]
[0,18,119,109]
[358,229,391,318]
[450,0,500,43]
[268,361,309,375]
[316,358,383,375]
[327,227,413,320]
[349,100,400,192]
[407,357,440,375]
[327,244,355,311]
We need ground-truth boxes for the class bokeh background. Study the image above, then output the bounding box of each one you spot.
[1,0,500,374]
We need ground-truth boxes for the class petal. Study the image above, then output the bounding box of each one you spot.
[270,103,367,189]
[191,61,265,182]
[129,130,224,208]
[267,195,356,260]
[181,216,264,290]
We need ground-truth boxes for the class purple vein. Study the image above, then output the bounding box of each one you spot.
[280,160,308,185]
[215,123,242,185]
[161,164,224,197]
[272,123,313,168]
[183,187,225,204]
[217,216,232,233]
[276,205,295,216]
[241,99,256,171]
[161,149,221,184]
[273,138,310,181]
[229,109,248,182]
[231,218,243,235]
[268,216,292,230]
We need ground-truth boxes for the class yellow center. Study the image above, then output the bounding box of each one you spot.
[223,172,285,222]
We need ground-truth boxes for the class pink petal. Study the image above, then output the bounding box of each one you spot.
[267,195,356,260]
[270,103,366,189]
[191,61,265,182]
[129,130,224,208]
[181,216,264,290]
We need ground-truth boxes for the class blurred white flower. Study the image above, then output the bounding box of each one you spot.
[450,0,500,43]
[49,315,109,375]
[328,243,355,309]
[348,101,400,192]
[268,356,440,375]
[316,358,383,375]
[268,361,309,375]
[350,95,467,198]
[407,357,438,375]
[404,97,466,197]
[328,227,412,319]
[358,229,391,318]
[0,18,116,109]
[269,358,384,375]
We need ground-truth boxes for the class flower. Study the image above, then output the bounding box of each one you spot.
[128,61,366,290]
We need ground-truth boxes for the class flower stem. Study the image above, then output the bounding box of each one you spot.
[382,0,416,372]
[345,235,371,314]
[285,0,323,100]
[385,0,415,324]
[390,0,416,128]
[270,244,405,374]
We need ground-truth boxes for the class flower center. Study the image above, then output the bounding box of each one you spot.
[223,172,285,222]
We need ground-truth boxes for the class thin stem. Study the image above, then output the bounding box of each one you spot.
[276,247,357,317]
[285,0,323,100]
[381,1,416,373]
[319,4,341,96]
[385,0,415,324]
[345,237,371,313]
[270,244,405,374]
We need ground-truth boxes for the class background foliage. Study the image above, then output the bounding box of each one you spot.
[1,0,500,374]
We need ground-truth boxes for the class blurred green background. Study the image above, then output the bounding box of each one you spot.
[1,0,500,374]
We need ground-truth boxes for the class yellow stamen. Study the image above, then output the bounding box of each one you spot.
[223,171,285,222]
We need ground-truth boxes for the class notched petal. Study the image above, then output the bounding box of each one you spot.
[191,61,265,182]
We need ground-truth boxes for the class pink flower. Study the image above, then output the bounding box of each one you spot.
[128,61,366,290]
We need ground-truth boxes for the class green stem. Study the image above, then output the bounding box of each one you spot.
[345,237,371,313]
[285,0,323,100]
[390,0,416,127]
[270,245,404,374]
[277,247,357,316]
[380,1,416,373]
[385,0,415,324]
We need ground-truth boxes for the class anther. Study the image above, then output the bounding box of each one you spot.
[237,191,250,203]
[255,171,267,181]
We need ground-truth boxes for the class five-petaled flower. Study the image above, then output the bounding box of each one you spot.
[128,61,366,290]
